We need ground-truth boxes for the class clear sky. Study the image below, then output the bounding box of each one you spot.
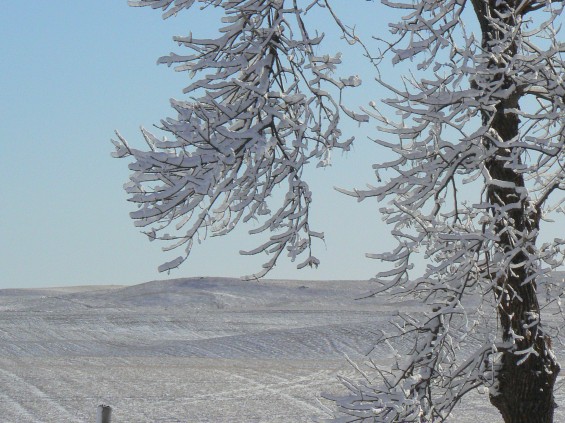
[1,1,395,289]
[3,2,561,290]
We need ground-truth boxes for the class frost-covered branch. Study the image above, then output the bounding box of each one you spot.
[116,0,565,420]
[325,0,564,420]
[114,0,366,276]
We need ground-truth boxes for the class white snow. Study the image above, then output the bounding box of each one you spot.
[1,276,564,422]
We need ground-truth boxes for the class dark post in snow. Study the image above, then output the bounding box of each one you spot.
[96,405,112,423]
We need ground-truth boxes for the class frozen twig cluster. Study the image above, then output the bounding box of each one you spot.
[113,0,366,276]
[327,0,565,421]
[116,0,565,421]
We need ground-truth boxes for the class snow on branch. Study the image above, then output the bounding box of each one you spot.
[114,0,367,276]
[116,0,565,419]
[322,0,565,420]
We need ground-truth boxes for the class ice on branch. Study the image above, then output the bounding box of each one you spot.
[114,0,367,277]
[323,0,565,420]
[116,0,565,420]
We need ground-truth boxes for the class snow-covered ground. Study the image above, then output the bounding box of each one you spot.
[1,276,564,422]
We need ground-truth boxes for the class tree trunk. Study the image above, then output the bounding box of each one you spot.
[485,103,560,423]
[485,86,560,423]
[490,346,559,423]
[469,1,561,420]
[485,131,560,422]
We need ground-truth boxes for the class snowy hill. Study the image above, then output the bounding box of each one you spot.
[1,276,564,422]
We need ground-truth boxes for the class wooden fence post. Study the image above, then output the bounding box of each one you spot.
[96,405,112,423]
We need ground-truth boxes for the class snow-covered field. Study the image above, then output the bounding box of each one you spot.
[1,276,564,422]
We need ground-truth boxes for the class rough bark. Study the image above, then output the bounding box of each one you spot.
[486,115,560,422]
[473,1,561,421]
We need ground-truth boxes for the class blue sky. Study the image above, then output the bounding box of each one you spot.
[1,1,394,288]
[2,2,563,289]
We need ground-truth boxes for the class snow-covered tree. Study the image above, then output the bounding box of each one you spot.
[114,0,565,421]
